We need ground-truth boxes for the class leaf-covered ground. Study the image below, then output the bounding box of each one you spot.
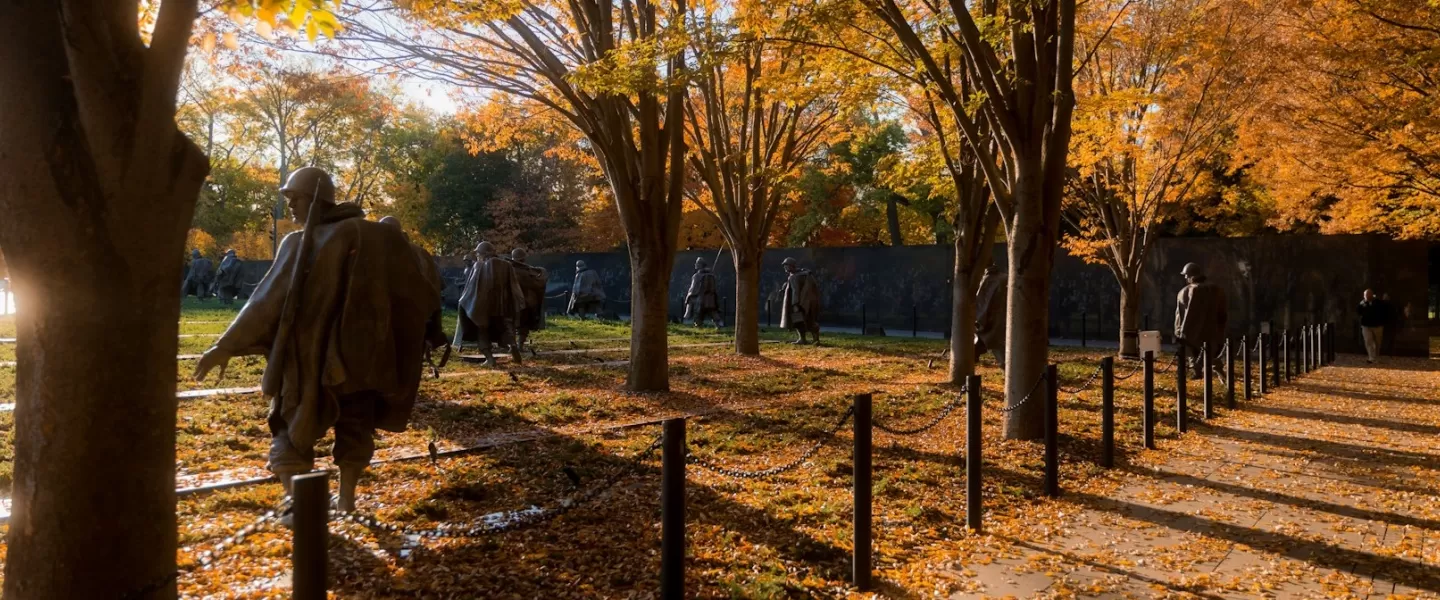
[4,305,1432,598]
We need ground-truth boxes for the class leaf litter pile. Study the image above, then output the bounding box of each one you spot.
[2,306,1437,598]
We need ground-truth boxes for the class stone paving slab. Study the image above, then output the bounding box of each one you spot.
[947,356,1440,599]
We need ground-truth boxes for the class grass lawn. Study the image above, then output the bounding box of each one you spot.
[0,300,1214,597]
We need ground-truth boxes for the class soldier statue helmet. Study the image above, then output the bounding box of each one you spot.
[1181,262,1203,281]
[576,260,587,271]
[512,248,528,262]
[279,166,336,223]
[378,215,401,227]
[474,241,496,259]
[781,257,799,273]
[695,257,707,270]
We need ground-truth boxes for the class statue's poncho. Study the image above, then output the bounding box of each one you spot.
[1175,280,1228,351]
[974,269,1007,351]
[214,254,242,289]
[456,256,526,342]
[684,268,719,320]
[513,262,548,331]
[780,270,821,329]
[214,203,440,453]
[568,268,606,312]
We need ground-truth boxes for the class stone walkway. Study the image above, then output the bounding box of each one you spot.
[953,355,1440,599]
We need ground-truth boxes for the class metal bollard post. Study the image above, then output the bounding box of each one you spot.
[1272,332,1281,390]
[1143,351,1156,449]
[1258,333,1267,396]
[912,305,918,338]
[1226,338,1236,410]
[1301,325,1313,371]
[292,472,330,600]
[1176,344,1188,434]
[1282,329,1290,382]
[860,304,866,335]
[965,377,983,532]
[1242,335,1252,402]
[662,418,686,600]
[766,297,772,328]
[1044,364,1060,498]
[1202,342,1213,420]
[1314,325,1321,370]
[1101,357,1114,468]
[1198,339,1209,417]
[853,394,873,590]
[1081,312,1088,347]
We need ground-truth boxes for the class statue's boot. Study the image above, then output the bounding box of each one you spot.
[337,465,363,514]
[273,467,312,528]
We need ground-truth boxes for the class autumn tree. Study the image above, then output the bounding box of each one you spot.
[231,64,392,252]
[335,0,690,390]
[682,0,857,354]
[802,0,1002,385]
[0,0,339,596]
[1065,0,1269,356]
[1240,0,1440,238]
[850,0,1078,438]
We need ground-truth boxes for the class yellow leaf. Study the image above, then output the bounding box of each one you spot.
[288,0,309,26]
[201,32,216,53]
[256,19,274,39]
[222,31,239,50]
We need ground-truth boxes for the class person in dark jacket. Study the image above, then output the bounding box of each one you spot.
[1174,262,1228,380]
[1358,289,1389,363]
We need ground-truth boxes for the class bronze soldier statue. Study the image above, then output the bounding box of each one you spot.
[182,249,214,300]
[510,248,548,354]
[380,216,452,370]
[194,167,440,514]
[568,260,606,319]
[1174,262,1228,380]
[973,263,1007,367]
[684,257,722,328]
[213,249,242,305]
[780,257,822,345]
[456,241,526,367]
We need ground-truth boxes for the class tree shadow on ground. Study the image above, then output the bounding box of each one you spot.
[1242,403,1440,436]
[323,406,896,598]
[1194,422,1440,472]
[1068,489,1440,593]
[981,463,1440,594]
[1117,464,1440,531]
[1288,381,1440,406]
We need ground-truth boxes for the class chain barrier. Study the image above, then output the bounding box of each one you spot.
[1155,352,1179,374]
[999,372,1050,413]
[1112,358,1145,381]
[688,406,855,479]
[545,291,569,299]
[874,384,968,436]
[1058,363,1103,395]
[120,498,291,600]
[341,432,664,539]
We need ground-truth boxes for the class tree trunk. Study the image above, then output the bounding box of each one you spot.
[1119,275,1141,358]
[948,263,980,384]
[885,195,904,246]
[732,247,763,355]
[0,2,208,595]
[947,208,998,383]
[627,245,673,391]
[1003,174,1060,441]
[4,268,186,599]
